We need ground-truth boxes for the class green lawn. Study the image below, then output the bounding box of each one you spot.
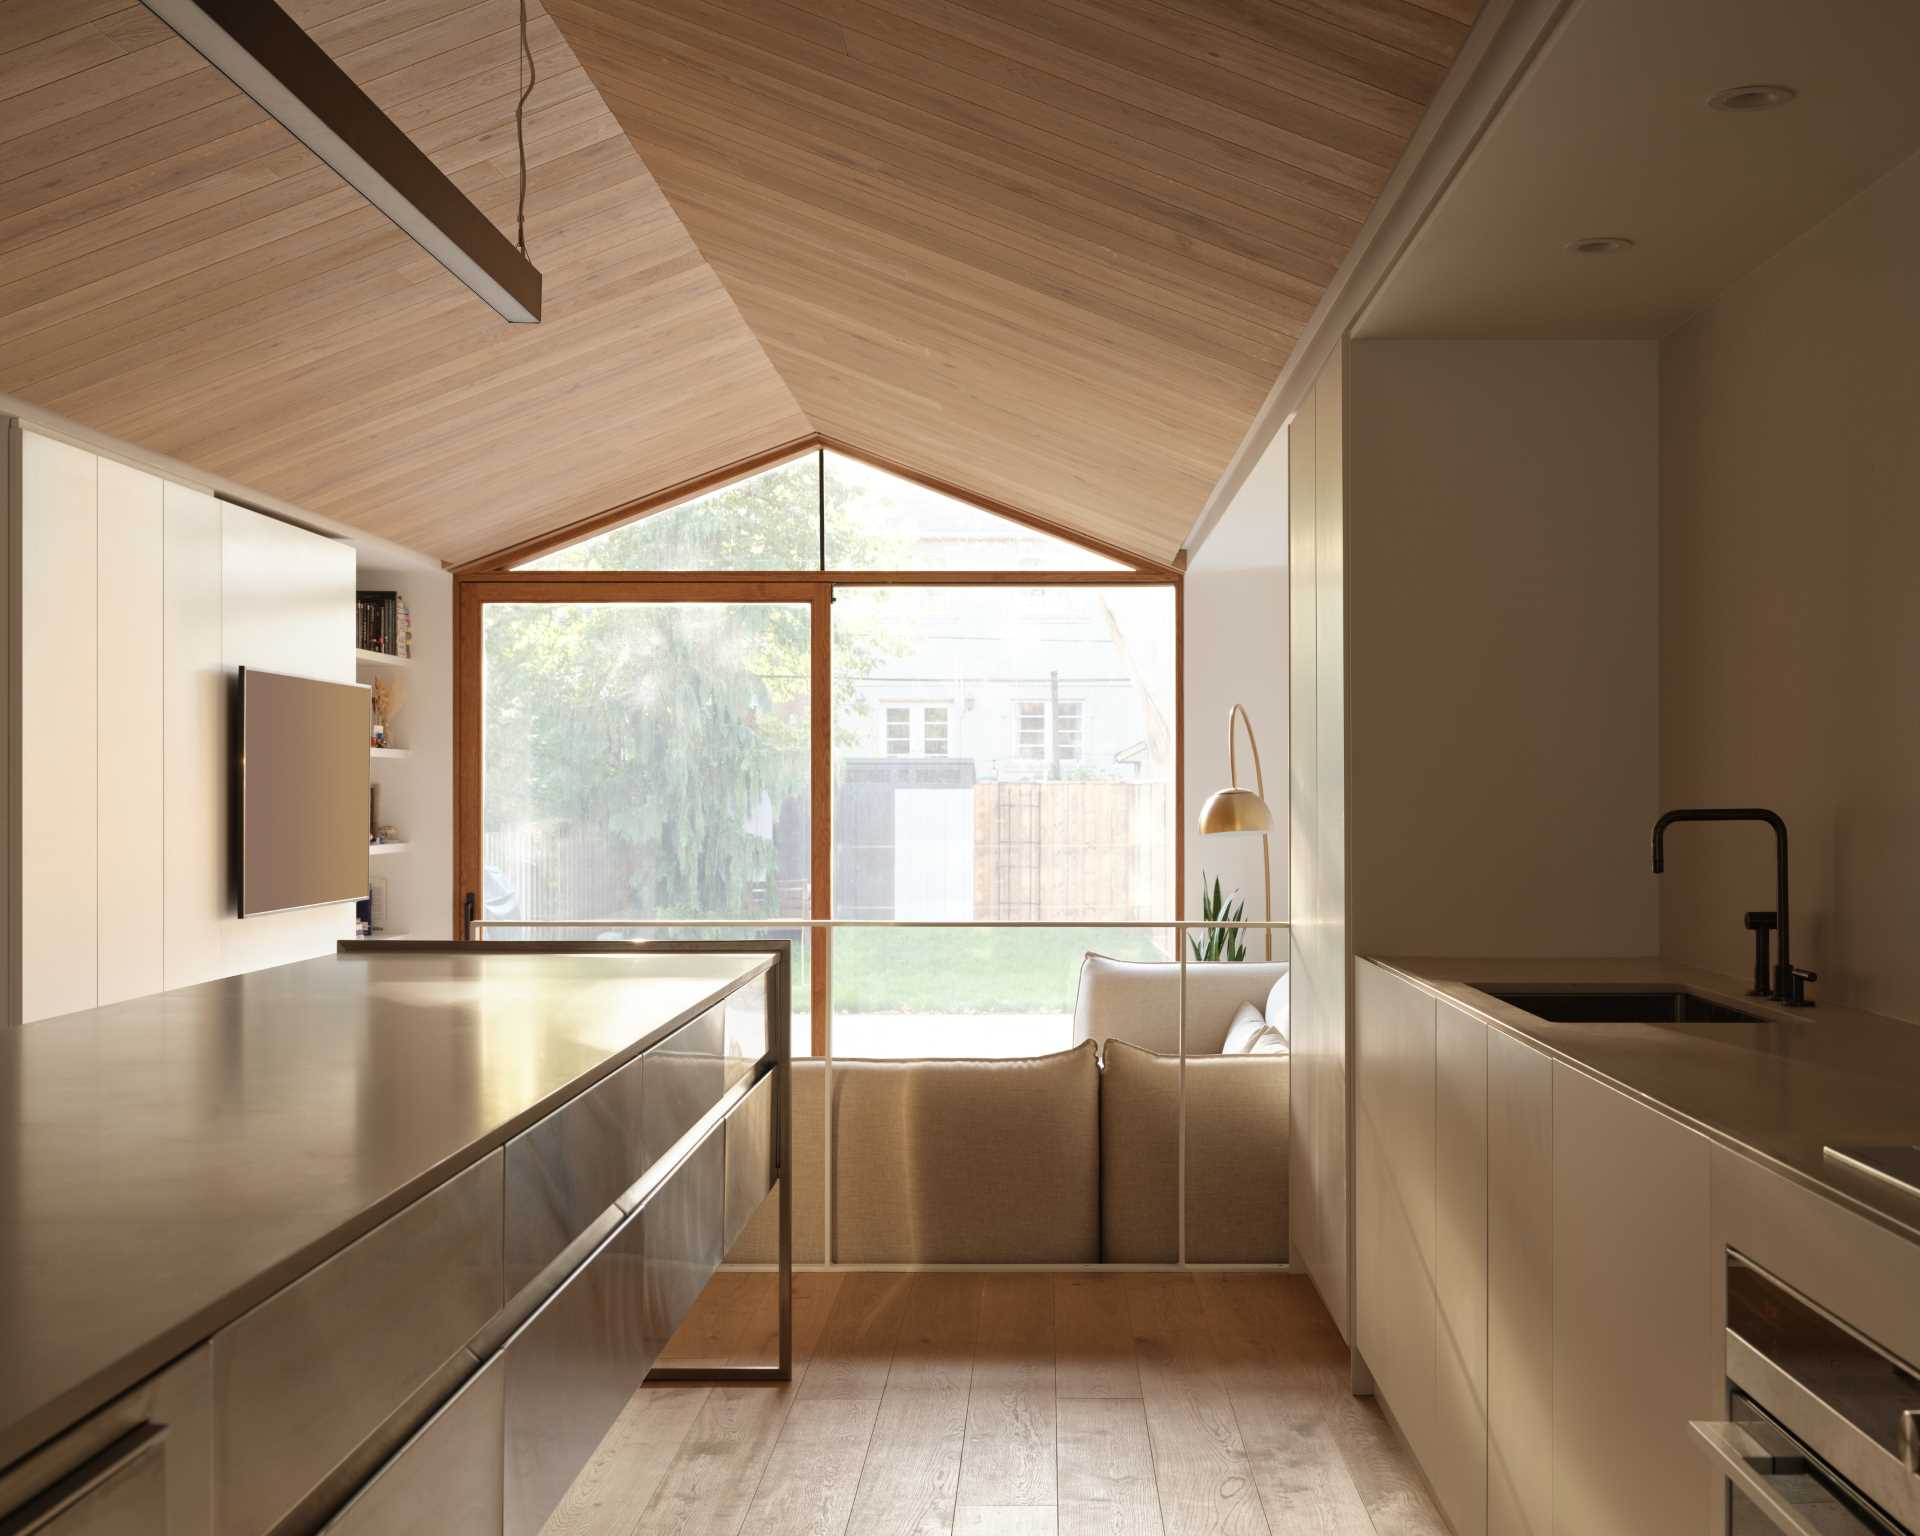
[828,926,1168,1013]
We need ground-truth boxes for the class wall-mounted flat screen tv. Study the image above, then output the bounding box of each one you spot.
[239,667,370,918]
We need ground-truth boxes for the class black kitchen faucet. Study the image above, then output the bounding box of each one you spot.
[1652,808,1815,1006]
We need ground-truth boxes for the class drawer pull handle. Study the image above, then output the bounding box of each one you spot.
[1691,1421,1878,1536]
[0,1423,167,1535]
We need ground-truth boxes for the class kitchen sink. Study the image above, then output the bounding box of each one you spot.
[1470,985,1771,1025]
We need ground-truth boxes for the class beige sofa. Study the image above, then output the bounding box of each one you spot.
[730,958,1290,1265]
[1072,953,1289,1054]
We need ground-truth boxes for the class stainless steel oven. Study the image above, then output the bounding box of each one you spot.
[1693,1251,1920,1535]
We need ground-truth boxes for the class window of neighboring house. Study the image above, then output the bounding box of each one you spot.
[1015,702,1047,759]
[885,706,913,756]
[1054,700,1083,762]
[922,705,950,756]
[1016,700,1082,762]
[886,703,951,756]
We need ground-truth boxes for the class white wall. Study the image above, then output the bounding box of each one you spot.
[1661,147,1920,1022]
[219,501,358,978]
[1346,339,1662,959]
[1183,424,1288,942]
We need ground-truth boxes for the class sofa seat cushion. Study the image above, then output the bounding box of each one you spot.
[1098,1040,1290,1264]
[729,1042,1102,1265]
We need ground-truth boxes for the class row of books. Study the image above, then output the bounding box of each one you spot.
[356,590,411,657]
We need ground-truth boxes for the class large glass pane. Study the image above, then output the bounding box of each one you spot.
[521,455,821,571]
[481,600,813,1036]
[828,924,1164,1058]
[830,584,1177,1057]
[823,450,1126,572]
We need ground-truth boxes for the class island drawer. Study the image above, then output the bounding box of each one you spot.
[504,1130,725,1536]
[0,1424,168,1536]
[642,1133,727,1361]
[504,1051,648,1293]
[320,1352,502,1536]
[642,1005,725,1165]
[209,1152,504,1536]
[0,1346,209,1536]
[724,985,769,1090]
[724,1072,777,1253]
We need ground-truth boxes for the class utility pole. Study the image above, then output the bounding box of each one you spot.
[1047,668,1061,782]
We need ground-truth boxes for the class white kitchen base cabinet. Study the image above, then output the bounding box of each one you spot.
[1486,1028,1553,1536]
[1432,1001,1488,1536]
[1356,961,1720,1536]
[1549,1066,1715,1536]
[1354,964,1488,1536]
[1355,960,1438,1473]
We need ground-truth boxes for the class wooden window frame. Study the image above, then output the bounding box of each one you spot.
[452,449,1186,1053]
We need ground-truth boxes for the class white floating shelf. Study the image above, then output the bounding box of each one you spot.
[370,746,410,759]
[355,648,410,667]
[368,842,410,856]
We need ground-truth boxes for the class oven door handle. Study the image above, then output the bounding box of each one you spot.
[1692,1421,1882,1536]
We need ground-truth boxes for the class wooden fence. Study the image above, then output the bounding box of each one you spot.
[973,780,1172,921]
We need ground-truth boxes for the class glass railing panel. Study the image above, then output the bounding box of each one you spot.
[1178,921,1291,1264]
[466,918,1289,1268]
[826,923,1170,1060]
[471,920,814,1055]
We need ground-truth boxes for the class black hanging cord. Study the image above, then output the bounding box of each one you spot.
[515,0,536,257]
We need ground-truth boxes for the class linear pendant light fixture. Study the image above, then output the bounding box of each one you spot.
[143,0,543,323]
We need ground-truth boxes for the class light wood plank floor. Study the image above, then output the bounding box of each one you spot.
[548,1272,1446,1536]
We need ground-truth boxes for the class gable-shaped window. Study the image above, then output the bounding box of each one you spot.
[465,442,1178,1063]
[521,448,1126,574]
[521,454,821,572]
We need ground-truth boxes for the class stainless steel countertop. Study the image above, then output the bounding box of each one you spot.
[0,948,772,1471]
[1371,955,1920,1248]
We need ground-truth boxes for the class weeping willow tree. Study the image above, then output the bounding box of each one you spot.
[485,460,897,918]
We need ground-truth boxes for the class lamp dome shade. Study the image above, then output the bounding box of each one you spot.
[1198,786,1273,835]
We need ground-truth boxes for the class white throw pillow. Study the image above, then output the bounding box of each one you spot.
[1263,974,1292,1049]
[1221,1002,1268,1055]
[1246,1025,1289,1056]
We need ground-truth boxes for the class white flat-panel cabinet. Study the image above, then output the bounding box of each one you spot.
[19,433,98,1023]
[1551,1065,1715,1536]
[1355,962,1491,1536]
[1355,961,1438,1465]
[96,457,165,1007]
[11,428,355,1016]
[1486,1027,1553,1536]
[1358,963,1719,1536]
[1432,999,1488,1536]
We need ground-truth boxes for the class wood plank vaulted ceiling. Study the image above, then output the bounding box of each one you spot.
[0,0,1478,567]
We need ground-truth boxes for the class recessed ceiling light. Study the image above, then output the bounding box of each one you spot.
[1568,236,1636,256]
[1708,83,1798,113]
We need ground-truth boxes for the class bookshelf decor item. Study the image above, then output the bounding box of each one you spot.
[368,676,400,748]
[356,590,412,657]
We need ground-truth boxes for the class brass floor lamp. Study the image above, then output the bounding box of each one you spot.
[1197,703,1275,961]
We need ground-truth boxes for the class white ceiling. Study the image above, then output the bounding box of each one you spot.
[1357,0,1920,339]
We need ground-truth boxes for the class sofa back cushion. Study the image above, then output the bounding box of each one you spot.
[1072,954,1289,1054]
[1098,1040,1290,1264]
[728,1042,1102,1265]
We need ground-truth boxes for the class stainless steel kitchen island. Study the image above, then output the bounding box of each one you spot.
[0,940,793,1535]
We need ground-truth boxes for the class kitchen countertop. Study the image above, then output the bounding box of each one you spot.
[1371,955,1920,1248]
[0,946,773,1471]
